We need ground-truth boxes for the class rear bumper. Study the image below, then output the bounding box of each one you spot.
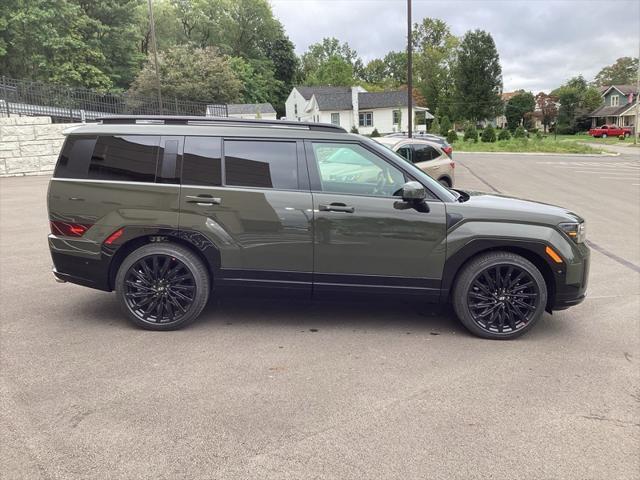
[49,234,112,291]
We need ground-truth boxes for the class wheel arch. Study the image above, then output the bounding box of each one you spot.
[442,239,558,311]
[104,227,220,291]
[438,175,452,187]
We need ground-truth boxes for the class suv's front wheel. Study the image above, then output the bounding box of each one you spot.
[115,243,210,330]
[452,252,547,339]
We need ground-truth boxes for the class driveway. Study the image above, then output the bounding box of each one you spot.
[1,151,639,479]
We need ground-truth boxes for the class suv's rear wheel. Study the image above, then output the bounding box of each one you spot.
[452,252,547,339]
[115,243,210,330]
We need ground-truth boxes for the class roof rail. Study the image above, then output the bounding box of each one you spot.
[97,115,347,133]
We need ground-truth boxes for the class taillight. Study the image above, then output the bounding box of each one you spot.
[50,221,92,237]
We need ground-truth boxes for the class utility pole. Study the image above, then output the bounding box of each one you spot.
[407,0,412,138]
[148,0,163,112]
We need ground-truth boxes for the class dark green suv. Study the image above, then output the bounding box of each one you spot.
[47,116,589,339]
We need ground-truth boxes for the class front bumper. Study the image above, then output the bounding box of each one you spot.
[550,243,590,310]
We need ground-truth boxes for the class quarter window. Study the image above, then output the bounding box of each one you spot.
[358,112,373,127]
[311,142,405,197]
[396,146,412,162]
[54,136,97,179]
[182,136,222,186]
[224,140,298,190]
[89,136,159,182]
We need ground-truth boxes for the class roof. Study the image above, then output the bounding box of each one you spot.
[589,104,631,117]
[314,92,353,111]
[501,91,520,102]
[295,86,351,100]
[226,103,276,115]
[359,91,411,109]
[601,85,638,96]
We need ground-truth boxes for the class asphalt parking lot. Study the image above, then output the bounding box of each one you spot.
[1,148,639,479]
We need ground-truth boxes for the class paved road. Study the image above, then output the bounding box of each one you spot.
[1,150,639,479]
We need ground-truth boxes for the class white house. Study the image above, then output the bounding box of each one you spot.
[285,86,432,135]
[207,103,277,119]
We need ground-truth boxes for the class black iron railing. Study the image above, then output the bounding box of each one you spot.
[0,76,227,122]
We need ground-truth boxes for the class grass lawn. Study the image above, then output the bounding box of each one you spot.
[451,137,603,154]
[554,133,640,147]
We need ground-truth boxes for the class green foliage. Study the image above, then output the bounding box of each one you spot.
[370,128,381,137]
[454,30,503,121]
[350,126,359,134]
[498,128,511,141]
[129,45,242,103]
[553,76,603,134]
[464,126,479,142]
[446,129,458,143]
[513,126,526,138]
[301,37,362,85]
[430,117,441,134]
[481,125,497,142]
[382,51,407,85]
[412,18,459,118]
[535,131,543,140]
[439,116,451,137]
[229,57,282,105]
[304,56,354,86]
[594,57,639,86]
[505,91,535,131]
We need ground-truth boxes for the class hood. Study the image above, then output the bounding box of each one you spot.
[450,190,583,225]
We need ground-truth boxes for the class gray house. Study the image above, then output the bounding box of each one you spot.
[589,85,638,131]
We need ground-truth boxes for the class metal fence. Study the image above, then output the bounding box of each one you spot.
[0,76,227,122]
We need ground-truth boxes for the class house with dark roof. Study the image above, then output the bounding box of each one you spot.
[285,86,431,135]
[206,103,276,120]
[589,85,638,132]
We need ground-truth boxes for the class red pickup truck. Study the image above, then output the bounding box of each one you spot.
[588,124,632,138]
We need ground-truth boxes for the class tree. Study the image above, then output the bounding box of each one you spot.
[553,76,603,133]
[535,92,558,133]
[383,51,407,85]
[439,116,451,137]
[129,45,242,103]
[430,117,441,134]
[362,59,388,84]
[594,57,639,86]
[412,18,458,117]
[228,57,282,105]
[301,37,363,84]
[304,56,354,86]
[505,91,535,131]
[454,30,503,121]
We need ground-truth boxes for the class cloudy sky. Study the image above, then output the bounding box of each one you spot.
[271,0,639,93]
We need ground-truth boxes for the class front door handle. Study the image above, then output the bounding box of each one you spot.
[319,203,355,213]
[185,195,221,206]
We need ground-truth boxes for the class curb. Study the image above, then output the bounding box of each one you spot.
[454,151,619,157]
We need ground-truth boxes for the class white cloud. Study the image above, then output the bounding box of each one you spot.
[271,0,640,92]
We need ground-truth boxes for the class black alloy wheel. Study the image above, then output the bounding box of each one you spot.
[453,251,547,339]
[116,243,210,330]
[467,264,539,334]
[124,254,196,324]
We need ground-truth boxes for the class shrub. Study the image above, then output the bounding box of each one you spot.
[514,126,526,138]
[440,116,452,137]
[430,117,441,134]
[350,126,359,134]
[481,125,497,143]
[446,129,458,143]
[535,131,543,140]
[370,128,380,137]
[498,129,511,141]
[464,125,478,142]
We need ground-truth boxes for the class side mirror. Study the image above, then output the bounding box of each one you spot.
[401,181,426,202]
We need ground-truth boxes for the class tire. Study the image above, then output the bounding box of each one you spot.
[115,243,210,330]
[602,133,607,138]
[624,132,630,138]
[452,251,547,340]
[438,177,451,188]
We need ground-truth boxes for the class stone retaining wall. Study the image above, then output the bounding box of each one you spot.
[0,116,80,177]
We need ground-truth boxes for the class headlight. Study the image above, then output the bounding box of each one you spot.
[559,222,586,243]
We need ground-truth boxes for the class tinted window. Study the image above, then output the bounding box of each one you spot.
[182,136,222,186]
[413,144,440,163]
[89,136,159,182]
[54,136,97,179]
[311,142,405,197]
[224,140,297,189]
[396,146,412,162]
[156,138,180,184]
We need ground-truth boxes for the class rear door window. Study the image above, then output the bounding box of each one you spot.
[182,136,222,186]
[413,144,440,163]
[224,140,298,189]
[88,136,159,182]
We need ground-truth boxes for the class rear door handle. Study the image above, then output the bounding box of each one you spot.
[185,195,221,206]
[319,203,354,213]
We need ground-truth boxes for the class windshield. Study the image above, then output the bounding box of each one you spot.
[370,139,458,202]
